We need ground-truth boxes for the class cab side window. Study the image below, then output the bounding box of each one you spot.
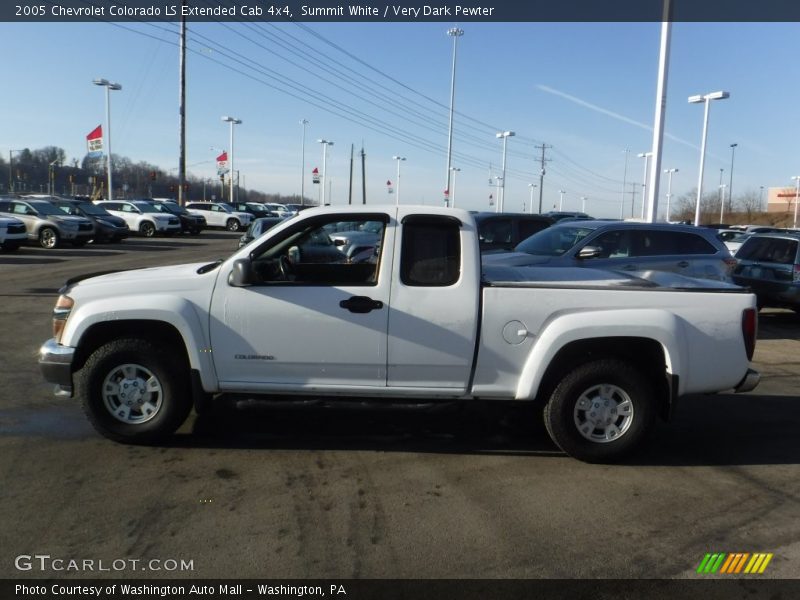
[401,216,461,287]
[250,215,387,286]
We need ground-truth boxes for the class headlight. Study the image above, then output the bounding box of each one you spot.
[52,295,74,342]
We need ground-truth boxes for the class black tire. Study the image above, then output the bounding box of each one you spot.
[139,221,156,237]
[38,227,59,249]
[226,218,241,232]
[75,338,192,444]
[1,243,20,252]
[190,228,201,236]
[543,359,655,463]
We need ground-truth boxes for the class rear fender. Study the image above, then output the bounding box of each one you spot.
[515,309,685,400]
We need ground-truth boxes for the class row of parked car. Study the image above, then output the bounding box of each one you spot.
[0,195,305,250]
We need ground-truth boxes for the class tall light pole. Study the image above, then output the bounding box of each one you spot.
[444,27,464,207]
[728,143,738,214]
[222,116,241,206]
[48,159,59,196]
[664,168,678,222]
[9,149,23,193]
[392,156,406,205]
[300,119,308,205]
[93,78,122,199]
[719,184,728,223]
[559,189,565,211]
[318,139,334,205]
[637,152,652,219]
[759,185,765,210]
[581,196,588,213]
[792,176,800,229]
[449,167,461,207]
[689,90,730,226]
[527,183,537,214]
[621,149,629,219]
[496,131,515,213]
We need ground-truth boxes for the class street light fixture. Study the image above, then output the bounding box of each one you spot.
[222,116,242,203]
[496,131,515,212]
[392,156,406,205]
[444,27,464,207]
[637,152,652,219]
[93,78,122,199]
[663,168,678,222]
[48,159,59,196]
[318,140,334,205]
[689,90,730,226]
[449,167,461,207]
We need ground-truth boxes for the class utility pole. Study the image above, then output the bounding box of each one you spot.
[348,144,354,205]
[177,0,186,206]
[360,144,366,204]
[535,143,552,214]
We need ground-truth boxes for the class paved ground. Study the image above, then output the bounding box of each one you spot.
[1,234,799,580]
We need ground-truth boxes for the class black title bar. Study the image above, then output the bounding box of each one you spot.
[3,0,800,22]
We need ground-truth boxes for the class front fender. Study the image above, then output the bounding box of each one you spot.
[515,309,686,400]
[61,295,217,392]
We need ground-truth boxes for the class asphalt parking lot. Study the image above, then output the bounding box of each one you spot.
[1,233,800,581]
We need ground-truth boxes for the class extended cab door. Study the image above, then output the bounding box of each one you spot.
[386,212,480,392]
[210,212,393,390]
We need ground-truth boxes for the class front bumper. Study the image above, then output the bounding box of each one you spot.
[39,338,75,394]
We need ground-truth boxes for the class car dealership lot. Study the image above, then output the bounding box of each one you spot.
[1,234,800,579]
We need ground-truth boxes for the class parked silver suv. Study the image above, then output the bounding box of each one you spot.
[0,198,94,249]
[484,220,736,282]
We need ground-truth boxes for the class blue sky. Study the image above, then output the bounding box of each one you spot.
[2,20,798,217]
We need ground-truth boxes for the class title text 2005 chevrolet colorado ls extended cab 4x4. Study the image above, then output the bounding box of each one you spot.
[39,206,759,462]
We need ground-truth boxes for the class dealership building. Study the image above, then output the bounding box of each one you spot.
[766,187,800,214]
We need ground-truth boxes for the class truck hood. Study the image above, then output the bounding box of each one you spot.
[63,262,219,296]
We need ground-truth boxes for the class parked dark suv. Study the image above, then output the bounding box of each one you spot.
[485,221,736,282]
[151,200,206,235]
[732,232,800,312]
[473,212,555,254]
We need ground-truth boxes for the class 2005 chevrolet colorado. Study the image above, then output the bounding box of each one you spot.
[39,205,759,462]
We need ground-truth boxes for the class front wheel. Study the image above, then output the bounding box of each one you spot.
[38,227,59,249]
[226,218,241,232]
[75,338,192,443]
[139,221,156,237]
[543,359,655,463]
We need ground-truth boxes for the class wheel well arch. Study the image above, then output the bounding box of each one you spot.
[536,337,673,420]
[73,320,189,374]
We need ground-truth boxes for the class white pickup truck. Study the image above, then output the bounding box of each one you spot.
[39,205,760,462]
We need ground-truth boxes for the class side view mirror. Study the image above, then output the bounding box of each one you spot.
[334,238,345,247]
[577,245,602,259]
[228,258,254,287]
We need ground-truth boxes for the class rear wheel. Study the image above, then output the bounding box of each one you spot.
[75,338,192,443]
[38,227,59,249]
[139,221,156,237]
[543,359,655,463]
[226,218,241,232]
